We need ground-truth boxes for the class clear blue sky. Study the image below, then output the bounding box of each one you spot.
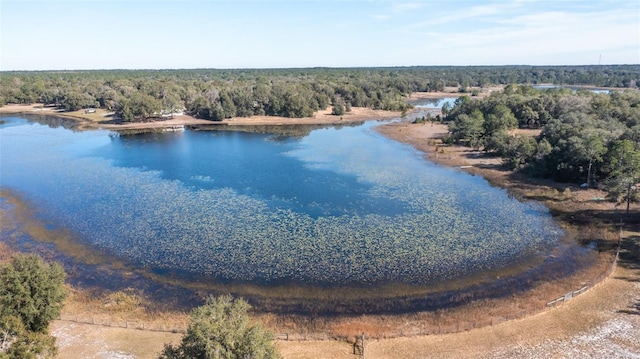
[1,0,638,70]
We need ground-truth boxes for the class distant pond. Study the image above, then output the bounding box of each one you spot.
[0,114,586,313]
[408,97,457,115]
[532,85,611,94]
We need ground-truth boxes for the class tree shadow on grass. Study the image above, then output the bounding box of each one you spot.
[616,301,640,316]
[614,232,640,316]
[617,232,640,273]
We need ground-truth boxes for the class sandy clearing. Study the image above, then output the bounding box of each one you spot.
[0,103,403,130]
[49,262,639,359]
[50,321,181,359]
[375,121,502,167]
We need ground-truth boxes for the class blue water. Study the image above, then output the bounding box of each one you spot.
[410,97,457,110]
[0,115,563,285]
[532,85,611,94]
[94,130,410,218]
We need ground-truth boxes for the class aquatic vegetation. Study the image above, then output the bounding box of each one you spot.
[0,116,562,287]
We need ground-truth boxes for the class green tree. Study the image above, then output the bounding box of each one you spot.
[484,104,517,136]
[604,139,640,216]
[0,254,66,333]
[159,296,279,359]
[580,134,606,188]
[0,315,56,359]
[117,92,161,122]
[331,96,346,116]
[219,91,237,119]
[161,93,184,118]
[60,90,97,111]
[484,130,510,154]
[441,101,452,119]
[503,135,537,169]
[450,109,485,148]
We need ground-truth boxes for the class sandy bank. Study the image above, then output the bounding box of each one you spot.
[0,103,403,130]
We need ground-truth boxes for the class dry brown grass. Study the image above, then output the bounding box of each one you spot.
[277,263,639,359]
[60,286,190,332]
[0,241,13,263]
[51,321,182,359]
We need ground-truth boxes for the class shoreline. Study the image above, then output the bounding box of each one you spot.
[2,98,639,356]
[0,86,496,130]
[0,103,404,130]
[4,107,634,300]
[0,86,492,130]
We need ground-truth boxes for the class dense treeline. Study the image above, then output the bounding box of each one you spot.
[446,85,640,205]
[1,65,638,122]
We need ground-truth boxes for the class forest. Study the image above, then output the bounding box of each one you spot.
[1,65,639,122]
[445,85,640,206]
[1,65,639,205]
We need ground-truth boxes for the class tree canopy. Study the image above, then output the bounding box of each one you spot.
[0,254,66,359]
[159,296,279,359]
[445,85,640,204]
[1,65,638,123]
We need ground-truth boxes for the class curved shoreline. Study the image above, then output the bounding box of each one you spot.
[1,104,633,337]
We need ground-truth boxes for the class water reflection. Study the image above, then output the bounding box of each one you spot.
[410,97,457,109]
[1,115,564,287]
[532,85,611,94]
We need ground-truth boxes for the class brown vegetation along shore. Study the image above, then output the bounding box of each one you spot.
[375,120,639,216]
[0,103,403,130]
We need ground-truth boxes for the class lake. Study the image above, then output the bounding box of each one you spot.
[532,85,611,94]
[0,114,575,311]
[408,97,457,115]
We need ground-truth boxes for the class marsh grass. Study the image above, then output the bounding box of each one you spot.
[1,189,130,268]
[2,187,602,318]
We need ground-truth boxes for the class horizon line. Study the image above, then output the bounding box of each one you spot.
[2,63,639,72]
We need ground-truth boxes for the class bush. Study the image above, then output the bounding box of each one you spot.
[0,254,66,358]
[159,295,279,359]
[0,254,66,333]
[0,315,57,359]
[331,103,345,116]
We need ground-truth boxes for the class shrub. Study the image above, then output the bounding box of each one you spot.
[159,295,279,359]
[0,254,66,333]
